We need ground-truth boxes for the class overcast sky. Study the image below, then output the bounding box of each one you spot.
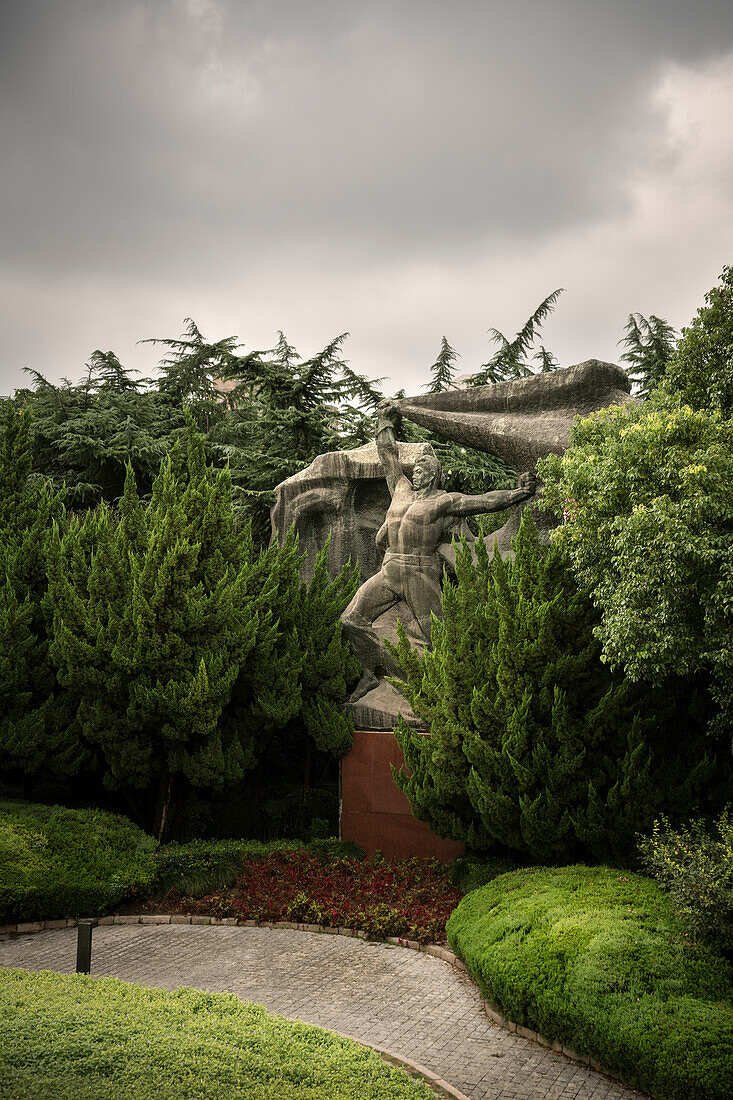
[2,0,733,397]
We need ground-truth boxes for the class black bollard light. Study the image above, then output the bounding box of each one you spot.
[76,919,98,974]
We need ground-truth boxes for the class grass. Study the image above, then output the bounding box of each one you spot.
[0,968,438,1100]
[447,864,733,1100]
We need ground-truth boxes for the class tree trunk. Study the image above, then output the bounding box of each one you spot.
[155,771,174,842]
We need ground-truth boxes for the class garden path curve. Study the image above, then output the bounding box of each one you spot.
[1,924,641,1100]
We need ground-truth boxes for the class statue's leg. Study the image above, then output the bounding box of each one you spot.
[342,572,400,702]
[404,567,443,646]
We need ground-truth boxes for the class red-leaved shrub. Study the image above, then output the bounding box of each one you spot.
[187,851,461,943]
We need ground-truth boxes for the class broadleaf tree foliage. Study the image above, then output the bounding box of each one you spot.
[539,267,733,739]
[665,264,733,416]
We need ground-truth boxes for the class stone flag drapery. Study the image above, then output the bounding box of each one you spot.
[393,359,633,472]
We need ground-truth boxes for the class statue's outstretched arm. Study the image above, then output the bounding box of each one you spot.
[447,471,537,518]
[376,401,404,497]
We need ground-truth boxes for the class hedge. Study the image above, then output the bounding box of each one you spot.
[0,800,156,922]
[447,865,733,1100]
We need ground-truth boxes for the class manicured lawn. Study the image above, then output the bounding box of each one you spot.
[447,865,733,1100]
[0,968,438,1100]
[177,849,462,943]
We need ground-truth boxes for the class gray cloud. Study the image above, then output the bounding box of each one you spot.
[2,0,733,391]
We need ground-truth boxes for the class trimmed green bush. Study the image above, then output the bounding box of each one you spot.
[308,836,364,863]
[0,969,435,1099]
[0,801,156,922]
[153,838,302,896]
[447,865,733,1100]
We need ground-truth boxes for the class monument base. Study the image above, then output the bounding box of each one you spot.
[340,729,464,862]
[345,677,426,732]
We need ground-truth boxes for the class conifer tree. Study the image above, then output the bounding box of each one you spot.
[294,546,360,760]
[425,337,459,393]
[45,417,360,837]
[226,537,360,813]
[470,290,564,385]
[210,330,383,543]
[47,422,267,837]
[0,403,82,784]
[392,513,727,863]
[16,360,182,508]
[618,312,677,398]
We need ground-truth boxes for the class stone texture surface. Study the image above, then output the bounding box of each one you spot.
[347,677,425,732]
[394,360,633,472]
[395,360,633,557]
[271,440,433,586]
[0,925,641,1100]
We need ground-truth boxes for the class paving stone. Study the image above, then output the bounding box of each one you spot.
[0,925,641,1100]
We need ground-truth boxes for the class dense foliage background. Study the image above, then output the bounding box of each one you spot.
[1,276,732,860]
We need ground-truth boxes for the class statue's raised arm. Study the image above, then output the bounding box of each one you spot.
[375,400,405,497]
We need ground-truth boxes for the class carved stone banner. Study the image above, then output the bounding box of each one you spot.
[393,359,632,470]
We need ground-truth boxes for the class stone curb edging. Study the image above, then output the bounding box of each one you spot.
[341,1035,472,1100]
[0,915,636,1096]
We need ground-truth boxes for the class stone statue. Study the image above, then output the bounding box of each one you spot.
[271,360,633,580]
[269,359,633,727]
[342,401,537,703]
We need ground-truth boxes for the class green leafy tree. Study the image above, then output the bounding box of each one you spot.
[618,313,677,398]
[292,546,360,761]
[144,317,240,432]
[16,359,182,508]
[538,388,733,737]
[210,331,383,543]
[391,514,727,862]
[665,264,733,415]
[228,537,359,827]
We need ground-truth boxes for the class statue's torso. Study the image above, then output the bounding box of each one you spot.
[385,481,448,557]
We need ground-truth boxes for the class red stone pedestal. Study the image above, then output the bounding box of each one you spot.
[340,729,464,862]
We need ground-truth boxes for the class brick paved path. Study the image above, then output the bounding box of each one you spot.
[0,925,640,1100]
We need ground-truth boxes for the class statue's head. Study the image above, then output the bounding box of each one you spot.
[412,448,442,490]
